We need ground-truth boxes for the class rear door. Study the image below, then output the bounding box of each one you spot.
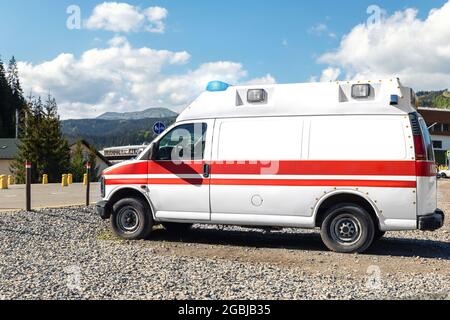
[148,120,214,221]
[415,115,438,216]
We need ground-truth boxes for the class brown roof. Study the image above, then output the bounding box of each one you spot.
[419,108,450,136]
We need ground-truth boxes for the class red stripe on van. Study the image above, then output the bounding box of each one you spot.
[103,162,148,175]
[105,178,206,186]
[212,161,417,176]
[105,179,149,185]
[105,160,419,177]
[104,161,204,176]
[106,178,416,188]
[210,179,416,188]
[415,161,437,177]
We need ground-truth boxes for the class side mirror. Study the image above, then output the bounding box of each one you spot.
[148,143,159,160]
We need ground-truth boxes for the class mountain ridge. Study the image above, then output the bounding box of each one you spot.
[97,107,178,120]
[417,90,450,109]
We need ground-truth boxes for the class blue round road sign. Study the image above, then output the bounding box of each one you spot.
[153,121,166,135]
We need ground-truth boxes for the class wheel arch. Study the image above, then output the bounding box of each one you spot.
[107,186,155,219]
[313,190,382,230]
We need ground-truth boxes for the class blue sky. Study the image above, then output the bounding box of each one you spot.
[0,0,449,118]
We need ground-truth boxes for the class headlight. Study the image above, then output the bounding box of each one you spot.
[101,177,105,198]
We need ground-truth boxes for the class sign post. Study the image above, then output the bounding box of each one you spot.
[25,161,31,211]
[86,162,91,206]
[447,150,450,167]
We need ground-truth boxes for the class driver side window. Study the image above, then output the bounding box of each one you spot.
[156,123,207,161]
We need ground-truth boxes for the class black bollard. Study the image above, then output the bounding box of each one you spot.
[25,161,31,211]
[86,162,91,207]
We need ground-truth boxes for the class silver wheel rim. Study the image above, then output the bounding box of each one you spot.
[117,208,140,233]
[330,213,362,246]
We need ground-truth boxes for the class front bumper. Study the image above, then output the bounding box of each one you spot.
[418,209,445,231]
[96,200,112,220]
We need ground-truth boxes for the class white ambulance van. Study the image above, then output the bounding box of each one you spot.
[97,79,445,253]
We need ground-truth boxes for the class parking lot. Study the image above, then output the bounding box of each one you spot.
[0,183,100,211]
[0,181,448,300]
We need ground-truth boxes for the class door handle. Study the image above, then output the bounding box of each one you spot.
[203,163,210,178]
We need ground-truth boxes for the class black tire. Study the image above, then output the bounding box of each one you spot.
[162,222,193,234]
[111,197,153,240]
[374,229,386,241]
[320,203,375,253]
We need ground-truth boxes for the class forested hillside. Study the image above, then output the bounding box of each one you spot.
[0,56,26,138]
[61,116,177,149]
[417,90,450,109]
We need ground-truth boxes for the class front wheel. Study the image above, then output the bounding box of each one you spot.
[320,204,375,253]
[111,198,153,240]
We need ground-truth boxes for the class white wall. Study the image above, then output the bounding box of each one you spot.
[430,134,450,151]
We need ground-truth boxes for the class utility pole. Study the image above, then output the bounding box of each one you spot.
[15,109,19,139]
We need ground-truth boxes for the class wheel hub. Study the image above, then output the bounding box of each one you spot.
[118,209,140,232]
[331,214,362,245]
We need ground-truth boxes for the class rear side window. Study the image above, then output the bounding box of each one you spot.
[217,118,303,161]
[418,118,435,162]
[309,117,407,160]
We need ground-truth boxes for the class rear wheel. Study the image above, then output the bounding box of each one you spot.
[111,197,153,240]
[162,222,193,234]
[320,204,375,253]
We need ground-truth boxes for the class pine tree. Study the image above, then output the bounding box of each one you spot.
[10,95,70,183]
[41,95,70,182]
[0,56,10,137]
[70,140,99,183]
[10,100,40,183]
[70,141,85,183]
[7,56,23,96]
[7,56,26,138]
[87,145,99,182]
[0,55,26,138]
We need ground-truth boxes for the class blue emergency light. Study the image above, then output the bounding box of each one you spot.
[206,81,231,92]
[390,95,399,105]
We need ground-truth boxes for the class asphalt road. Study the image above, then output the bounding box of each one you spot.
[0,183,101,211]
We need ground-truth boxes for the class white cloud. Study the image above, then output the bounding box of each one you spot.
[245,74,277,85]
[309,23,328,34]
[320,67,341,82]
[18,37,275,119]
[85,2,168,33]
[315,1,450,90]
[309,22,337,39]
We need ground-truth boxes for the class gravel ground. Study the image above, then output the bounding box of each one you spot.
[0,183,449,300]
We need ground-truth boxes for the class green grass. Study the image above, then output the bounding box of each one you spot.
[97,230,122,242]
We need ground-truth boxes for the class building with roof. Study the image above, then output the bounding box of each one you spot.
[1,138,111,178]
[419,107,450,165]
[68,139,112,174]
[0,139,19,175]
[101,144,148,165]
